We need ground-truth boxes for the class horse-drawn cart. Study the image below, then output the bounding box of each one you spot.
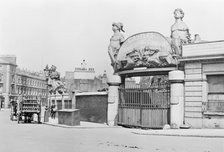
[17,97,41,124]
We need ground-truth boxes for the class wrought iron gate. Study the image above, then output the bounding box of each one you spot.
[118,86,170,128]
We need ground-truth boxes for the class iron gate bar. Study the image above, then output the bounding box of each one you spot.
[118,86,170,128]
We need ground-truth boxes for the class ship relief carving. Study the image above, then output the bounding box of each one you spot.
[122,46,176,69]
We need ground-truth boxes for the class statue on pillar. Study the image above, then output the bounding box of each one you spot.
[44,65,66,95]
[108,22,125,71]
[171,8,191,56]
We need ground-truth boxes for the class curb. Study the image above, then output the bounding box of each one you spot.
[131,131,224,138]
[42,122,121,129]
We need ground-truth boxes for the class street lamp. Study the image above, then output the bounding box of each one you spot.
[43,64,51,104]
[43,65,49,79]
[43,65,51,122]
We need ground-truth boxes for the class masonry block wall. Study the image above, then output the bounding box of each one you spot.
[202,63,224,128]
[184,61,224,128]
[184,62,203,128]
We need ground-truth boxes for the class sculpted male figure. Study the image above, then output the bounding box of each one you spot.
[171,8,191,56]
[45,65,65,94]
[108,22,125,70]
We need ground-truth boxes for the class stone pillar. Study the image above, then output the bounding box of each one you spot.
[169,70,184,128]
[4,95,10,108]
[107,75,121,126]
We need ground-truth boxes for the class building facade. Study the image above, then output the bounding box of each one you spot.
[16,68,48,106]
[65,60,108,93]
[180,40,224,128]
[0,55,17,108]
[0,55,48,108]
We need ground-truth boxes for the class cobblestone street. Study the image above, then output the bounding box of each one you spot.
[0,109,223,152]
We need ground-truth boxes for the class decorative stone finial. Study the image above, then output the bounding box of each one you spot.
[193,34,201,43]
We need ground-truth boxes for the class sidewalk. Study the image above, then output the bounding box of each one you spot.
[131,128,224,138]
[42,117,119,129]
[2,108,224,138]
[42,116,224,138]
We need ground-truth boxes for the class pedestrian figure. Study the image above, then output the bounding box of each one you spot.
[50,104,56,119]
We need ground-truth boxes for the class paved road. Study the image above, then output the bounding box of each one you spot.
[0,109,223,152]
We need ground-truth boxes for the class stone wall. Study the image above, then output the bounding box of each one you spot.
[75,92,108,124]
[184,62,224,128]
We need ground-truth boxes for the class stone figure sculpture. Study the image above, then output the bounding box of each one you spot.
[108,22,125,70]
[44,65,66,94]
[171,8,191,56]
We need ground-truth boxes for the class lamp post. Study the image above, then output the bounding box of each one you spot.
[43,65,50,107]
[43,65,51,122]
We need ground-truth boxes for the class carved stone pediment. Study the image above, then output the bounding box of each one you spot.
[116,32,178,72]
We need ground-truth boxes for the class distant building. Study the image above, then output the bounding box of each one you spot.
[0,55,47,108]
[65,60,108,93]
[16,68,48,105]
[0,55,17,108]
[125,78,140,88]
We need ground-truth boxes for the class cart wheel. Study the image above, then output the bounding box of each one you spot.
[24,116,28,123]
[28,117,31,123]
[37,113,41,124]
[17,113,20,124]
[31,115,34,122]
[10,113,13,121]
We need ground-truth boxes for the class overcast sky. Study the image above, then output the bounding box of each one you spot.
[0,0,224,76]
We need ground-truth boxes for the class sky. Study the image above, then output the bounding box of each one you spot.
[0,0,224,76]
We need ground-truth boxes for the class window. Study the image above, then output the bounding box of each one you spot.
[0,84,3,93]
[64,100,72,109]
[80,79,89,91]
[11,75,15,83]
[207,75,224,112]
[0,73,3,82]
[18,77,21,84]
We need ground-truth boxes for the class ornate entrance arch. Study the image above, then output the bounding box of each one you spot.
[114,32,178,128]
